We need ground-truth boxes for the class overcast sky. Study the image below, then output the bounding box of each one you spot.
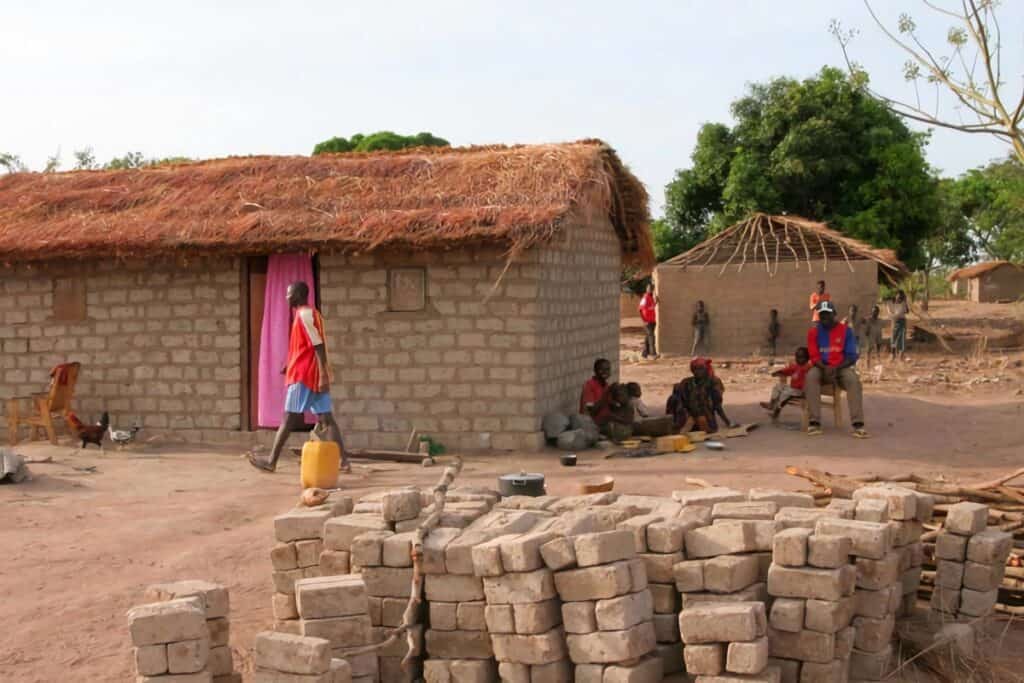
[3,1,1021,214]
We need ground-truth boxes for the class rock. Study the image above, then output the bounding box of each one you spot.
[543,413,570,440]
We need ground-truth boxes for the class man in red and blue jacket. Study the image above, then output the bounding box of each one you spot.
[805,300,868,438]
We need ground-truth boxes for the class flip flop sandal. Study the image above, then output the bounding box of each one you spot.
[852,428,870,439]
[806,425,823,436]
[248,453,276,473]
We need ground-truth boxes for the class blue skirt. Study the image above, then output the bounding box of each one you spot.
[284,383,333,414]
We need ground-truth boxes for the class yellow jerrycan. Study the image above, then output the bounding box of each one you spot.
[300,425,341,489]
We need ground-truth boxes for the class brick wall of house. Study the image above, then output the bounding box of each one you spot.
[0,259,242,442]
[654,260,879,357]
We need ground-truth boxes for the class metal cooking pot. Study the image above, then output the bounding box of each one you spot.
[498,471,546,497]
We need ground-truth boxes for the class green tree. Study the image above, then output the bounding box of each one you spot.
[73,147,97,170]
[312,131,449,155]
[919,178,975,308]
[664,67,939,268]
[0,152,27,173]
[105,151,148,169]
[953,157,1024,262]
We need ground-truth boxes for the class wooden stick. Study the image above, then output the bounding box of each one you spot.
[794,220,813,272]
[685,477,714,489]
[719,219,752,276]
[816,231,828,272]
[781,222,801,270]
[757,215,772,275]
[837,240,855,273]
[971,467,1024,490]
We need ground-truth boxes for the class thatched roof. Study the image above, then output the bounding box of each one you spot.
[0,140,653,267]
[661,213,908,275]
[947,260,1022,282]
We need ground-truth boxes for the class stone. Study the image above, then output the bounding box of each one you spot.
[852,614,895,652]
[854,498,889,524]
[271,543,299,571]
[637,552,682,584]
[935,532,968,562]
[934,559,965,590]
[855,553,901,591]
[128,599,207,647]
[813,519,891,560]
[672,487,745,506]
[767,628,835,664]
[769,598,804,633]
[558,428,590,451]
[806,534,852,569]
[491,628,568,665]
[854,586,897,619]
[686,521,757,558]
[295,576,368,620]
[430,602,457,631]
[323,515,391,551]
[684,643,724,675]
[772,528,811,567]
[704,554,760,593]
[713,501,779,520]
[381,531,415,567]
[382,489,422,522]
[767,564,855,602]
[726,636,769,674]
[678,602,766,644]
[554,560,633,602]
[135,644,168,676]
[360,566,413,598]
[483,568,557,604]
[944,502,988,536]
[513,599,562,635]
[543,413,571,439]
[602,654,663,683]
[272,593,299,621]
[275,508,336,543]
[804,597,854,634]
[594,590,653,631]
[319,550,350,575]
[501,531,559,572]
[144,580,230,620]
[749,489,815,508]
[848,645,891,680]
[649,583,679,614]
[424,629,494,660]
[966,529,1013,565]
[853,485,918,520]
[963,561,1004,592]
[652,613,680,643]
[561,601,597,634]
[673,559,705,593]
[254,631,331,675]
[295,539,324,568]
[959,587,999,617]
[539,536,578,571]
[565,622,657,664]
[574,530,636,567]
[301,615,372,647]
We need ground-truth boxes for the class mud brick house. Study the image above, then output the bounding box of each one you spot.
[947,260,1024,303]
[0,141,652,450]
[655,214,906,357]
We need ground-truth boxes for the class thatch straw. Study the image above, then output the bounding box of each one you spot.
[947,260,1023,282]
[891,613,1024,682]
[0,140,654,268]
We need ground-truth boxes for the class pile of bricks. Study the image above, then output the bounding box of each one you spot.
[679,602,777,682]
[144,580,238,682]
[296,574,379,682]
[253,631,352,682]
[127,598,213,682]
[932,502,1013,621]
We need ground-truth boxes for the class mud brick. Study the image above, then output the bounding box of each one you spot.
[854,586,896,619]
[934,532,966,562]
[656,642,685,674]
[293,539,324,569]
[530,659,575,682]
[929,585,961,614]
[798,659,846,682]
[901,567,923,597]
[768,657,800,683]
[512,599,562,634]
[713,501,779,520]
[966,528,1013,565]
[567,622,656,664]
[423,658,498,682]
[855,553,901,591]
[421,527,462,574]
[491,627,568,665]
[767,628,835,664]
[849,645,891,680]
[913,492,934,523]
[296,575,367,619]
[963,561,1004,592]
[425,628,494,659]
[322,514,390,551]
[889,520,923,548]
[674,559,705,592]
[959,587,999,617]
[274,620,301,635]
[638,552,683,583]
[377,531,413,568]
[430,601,457,631]
[814,519,890,560]
[501,530,559,572]
[804,597,854,634]
[673,487,745,506]
[619,514,668,553]
[497,661,529,683]
[686,521,757,558]
[254,631,330,675]
[594,590,653,631]
[647,519,690,553]
[380,656,418,683]
[483,568,556,604]
[145,580,230,620]
[539,536,577,571]
[574,663,606,683]
[348,530,387,567]
[653,612,680,643]
[276,508,336,543]
[807,534,852,569]
[562,600,597,634]
[679,504,714,527]
[482,604,513,634]
[334,650,377,678]
[749,489,815,508]
[775,508,844,530]
[361,566,413,598]
[836,625,855,660]
[681,582,769,609]
[302,615,371,647]
[370,624,422,658]
[272,543,300,571]
[319,550,350,575]
[727,636,769,674]
[128,598,207,646]
[852,614,895,652]
[853,486,917,520]
[755,552,773,582]
[893,545,911,573]
[628,558,649,592]
[908,542,924,568]
[381,488,421,522]
[574,530,636,567]
[649,583,679,613]
[705,554,759,593]
[603,654,663,683]
[455,601,487,631]
[272,593,299,621]
[826,499,857,516]
[470,534,516,577]
[135,644,168,676]
[854,498,889,524]
[699,666,784,682]
[751,520,784,552]
[426,574,485,603]
[767,564,854,602]
[773,528,811,567]
[554,560,633,601]
[945,502,988,536]
[679,602,766,644]
[770,598,805,633]
[207,646,232,677]
[934,559,965,590]
[683,643,724,675]
[364,596,381,626]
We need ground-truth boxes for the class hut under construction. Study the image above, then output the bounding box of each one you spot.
[947,260,1024,303]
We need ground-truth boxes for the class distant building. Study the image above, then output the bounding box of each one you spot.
[947,261,1024,303]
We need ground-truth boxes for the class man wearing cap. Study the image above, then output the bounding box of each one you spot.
[805,300,868,438]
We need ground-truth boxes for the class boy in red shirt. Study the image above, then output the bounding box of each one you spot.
[761,347,810,420]
[638,284,659,359]
[580,358,613,427]
[249,281,348,473]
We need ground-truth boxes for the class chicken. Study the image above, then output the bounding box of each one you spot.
[67,411,109,450]
[109,421,141,450]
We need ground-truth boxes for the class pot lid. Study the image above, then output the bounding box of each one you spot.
[498,471,545,482]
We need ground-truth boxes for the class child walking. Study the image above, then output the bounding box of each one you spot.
[761,347,810,420]
[691,300,710,356]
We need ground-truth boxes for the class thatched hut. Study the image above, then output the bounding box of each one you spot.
[0,140,652,450]
[654,213,906,357]
[947,261,1024,303]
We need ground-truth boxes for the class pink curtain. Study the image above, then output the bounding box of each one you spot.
[258,253,316,428]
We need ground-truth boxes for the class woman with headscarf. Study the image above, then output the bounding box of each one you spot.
[666,358,735,433]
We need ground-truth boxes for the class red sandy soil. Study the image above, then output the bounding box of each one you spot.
[4,301,1024,682]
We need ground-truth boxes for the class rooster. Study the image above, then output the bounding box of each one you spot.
[67,411,109,450]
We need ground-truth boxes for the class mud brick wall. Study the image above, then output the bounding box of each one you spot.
[654,259,879,357]
[0,258,242,441]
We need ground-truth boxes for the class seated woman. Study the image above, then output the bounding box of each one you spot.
[666,357,735,434]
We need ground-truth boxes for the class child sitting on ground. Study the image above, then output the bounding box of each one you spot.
[624,381,675,437]
[761,346,810,420]
[626,382,650,419]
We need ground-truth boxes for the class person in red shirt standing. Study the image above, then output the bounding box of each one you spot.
[579,358,613,426]
[249,281,349,473]
[809,280,830,322]
[806,301,867,438]
[638,283,659,359]
[761,346,810,420]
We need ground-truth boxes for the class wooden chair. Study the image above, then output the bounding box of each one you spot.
[6,362,80,446]
[787,383,844,431]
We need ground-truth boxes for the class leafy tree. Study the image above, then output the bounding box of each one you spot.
[73,147,97,170]
[952,157,1024,261]
[664,67,939,268]
[105,151,148,169]
[0,152,27,173]
[919,178,974,308]
[312,131,449,155]
[649,218,695,263]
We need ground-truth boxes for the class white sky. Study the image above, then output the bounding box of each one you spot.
[2,1,1021,214]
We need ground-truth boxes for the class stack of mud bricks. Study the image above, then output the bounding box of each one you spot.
[127,597,213,682]
[144,580,238,682]
[272,497,355,633]
[931,501,1013,621]
[253,631,352,682]
[679,602,780,682]
[295,574,378,683]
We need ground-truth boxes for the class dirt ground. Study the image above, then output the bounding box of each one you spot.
[4,301,1024,682]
